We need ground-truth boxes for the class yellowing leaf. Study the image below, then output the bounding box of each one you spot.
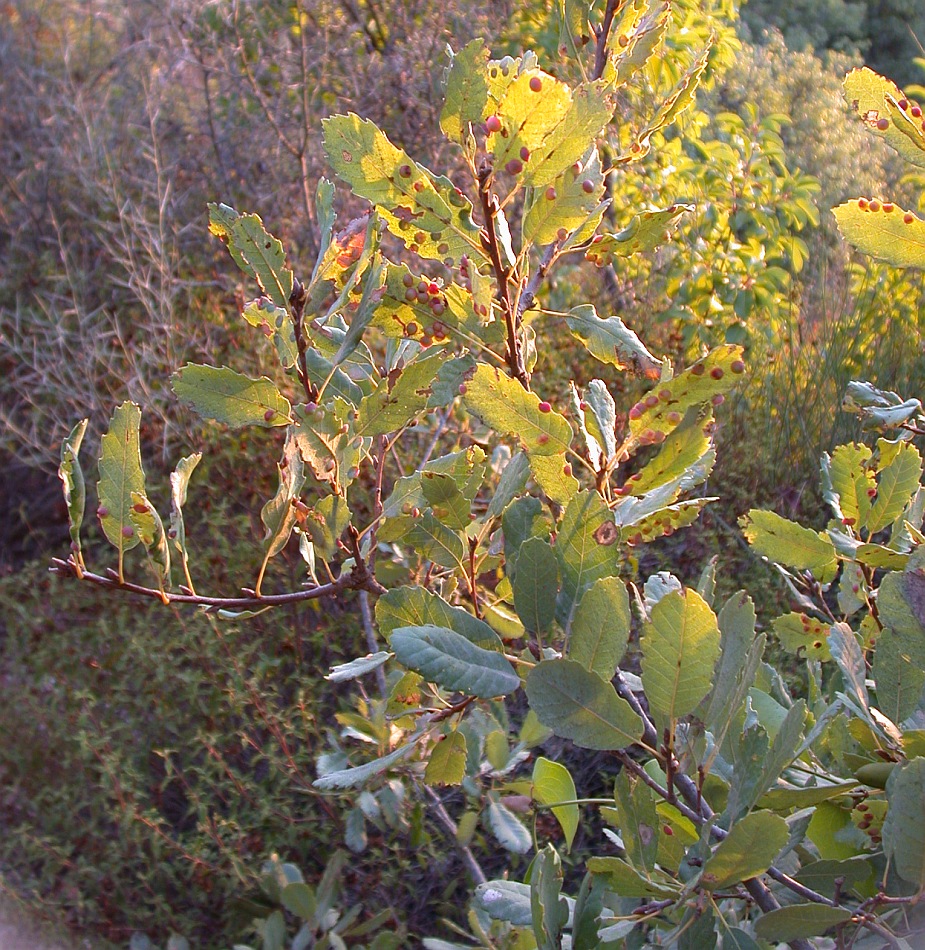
[843,67,925,170]
[772,612,833,662]
[440,39,491,144]
[425,732,468,786]
[461,364,572,456]
[584,205,692,266]
[323,113,485,265]
[832,199,925,268]
[740,508,838,583]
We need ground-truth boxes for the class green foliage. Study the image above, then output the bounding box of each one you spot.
[30,6,925,950]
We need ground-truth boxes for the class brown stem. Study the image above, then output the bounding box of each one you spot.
[424,786,487,885]
[477,162,529,390]
[592,0,621,82]
[467,537,482,619]
[290,278,318,405]
[51,552,385,608]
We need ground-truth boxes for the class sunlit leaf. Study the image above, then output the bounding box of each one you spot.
[208,203,293,308]
[172,364,291,428]
[323,113,485,265]
[585,205,692,266]
[97,402,145,577]
[701,811,788,890]
[565,304,662,377]
[533,758,578,851]
[425,732,467,786]
[641,589,720,726]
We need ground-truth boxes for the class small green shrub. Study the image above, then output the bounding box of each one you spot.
[34,3,925,947]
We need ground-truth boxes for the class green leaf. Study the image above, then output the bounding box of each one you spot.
[793,857,873,898]
[528,452,579,506]
[843,67,925,170]
[579,379,617,462]
[526,659,643,751]
[829,623,869,711]
[565,304,662,378]
[322,113,485,265]
[242,297,297,368]
[533,758,579,851]
[522,148,607,247]
[630,408,713,495]
[313,739,420,790]
[260,432,306,562]
[281,882,316,920]
[832,199,925,268]
[441,39,490,144]
[128,492,171,592]
[531,844,569,950]
[487,451,531,519]
[97,401,145,577]
[325,652,392,684]
[754,904,854,942]
[297,493,350,562]
[727,700,807,821]
[292,400,362,493]
[486,799,532,854]
[58,418,88,561]
[504,496,552,574]
[701,811,788,890]
[824,442,874,529]
[513,537,559,635]
[376,586,502,650]
[569,576,631,679]
[556,0,592,62]
[759,781,858,810]
[883,758,925,887]
[425,732,467,786]
[355,352,443,437]
[585,204,692,266]
[476,881,563,928]
[407,510,466,570]
[612,771,660,875]
[628,346,745,443]
[586,857,679,898]
[487,71,612,188]
[867,441,922,532]
[461,363,572,456]
[171,364,291,428]
[168,452,201,590]
[390,625,520,698]
[208,203,293,308]
[703,591,756,720]
[741,509,838,583]
[772,612,833,662]
[640,589,720,726]
[421,472,471,530]
[872,628,925,725]
[555,490,622,624]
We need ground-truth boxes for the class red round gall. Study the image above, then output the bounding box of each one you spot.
[912,105,923,118]
[121,525,134,539]
[904,212,916,224]
[529,76,542,92]
[520,146,530,162]
[399,164,412,178]
[538,401,552,413]
[710,367,724,380]
[264,409,275,421]
[581,179,594,194]
[485,115,502,133]
[876,117,889,130]
[868,200,881,212]
[731,359,745,374]
[690,362,705,376]
[711,394,725,407]
[97,506,109,519]
[858,198,869,210]
[545,186,557,200]
[505,158,523,176]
